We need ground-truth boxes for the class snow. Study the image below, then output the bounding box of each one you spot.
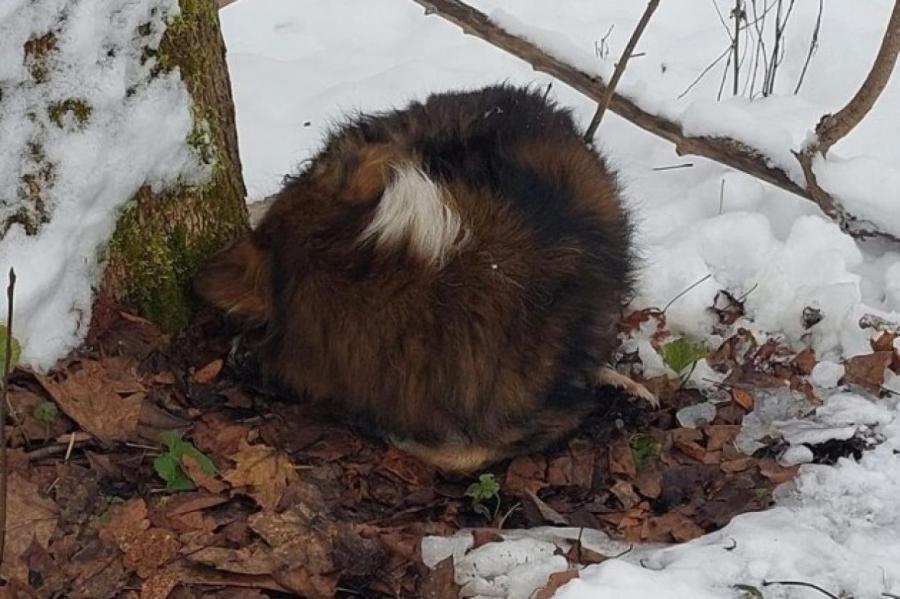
[3,0,900,595]
[236,0,900,596]
[0,0,206,368]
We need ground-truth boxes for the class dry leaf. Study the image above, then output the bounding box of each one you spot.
[534,569,579,599]
[193,359,224,384]
[671,428,706,462]
[188,544,277,576]
[124,528,181,578]
[504,455,547,496]
[99,498,150,550]
[224,441,299,511]
[418,557,459,599]
[610,480,641,510]
[704,425,741,452]
[35,359,144,443]
[182,454,227,494]
[609,438,637,479]
[758,459,800,484]
[731,388,754,410]
[524,490,568,525]
[791,348,817,375]
[1,473,58,582]
[634,471,662,499]
[380,447,435,486]
[843,351,892,393]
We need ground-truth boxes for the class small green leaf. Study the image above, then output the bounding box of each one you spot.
[465,473,500,503]
[0,325,22,370]
[153,430,216,493]
[661,337,707,375]
[33,401,60,425]
[732,584,764,599]
[153,453,196,492]
[629,433,660,470]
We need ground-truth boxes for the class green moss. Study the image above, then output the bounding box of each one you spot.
[106,161,245,332]
[187,106,217,165]
[156,0,218,80]
[48,98,92,128]
[104,0,247,331]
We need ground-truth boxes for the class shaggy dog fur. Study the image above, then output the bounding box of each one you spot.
[196,85,647,472]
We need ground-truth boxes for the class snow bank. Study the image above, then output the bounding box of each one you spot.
[0,0,206,369]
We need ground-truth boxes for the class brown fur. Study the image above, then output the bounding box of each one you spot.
[196,85,639,472]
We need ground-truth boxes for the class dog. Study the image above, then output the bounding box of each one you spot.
[195,85,653,473]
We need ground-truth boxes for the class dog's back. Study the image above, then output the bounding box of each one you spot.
[197,85,634,471]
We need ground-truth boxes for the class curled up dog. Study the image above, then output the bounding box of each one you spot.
[195,85,654,473]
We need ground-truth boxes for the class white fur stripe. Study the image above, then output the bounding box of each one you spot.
[359,162,465,265]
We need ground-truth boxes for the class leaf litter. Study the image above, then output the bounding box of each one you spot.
[0,298,893,597]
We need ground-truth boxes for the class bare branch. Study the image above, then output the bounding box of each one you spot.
[410,0,900,242]
[794,0,900,240]
[805,0,900,156]
[0,267,16,565]
[584,0,660,141]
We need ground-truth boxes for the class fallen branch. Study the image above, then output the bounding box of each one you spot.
[0,268,16,565]
[410,0,900,242]
[795,0,900,239]
[583,0,660,141]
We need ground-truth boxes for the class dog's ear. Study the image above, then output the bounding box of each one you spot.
[194,237,271,324]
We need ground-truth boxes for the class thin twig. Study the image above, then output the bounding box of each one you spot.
[1,268,16,565]
[793,0,823,94]
[762,579,840,599]
[663,274,713,313]
[732,0,744,95]
[652,163,694,171]
[584,0,660,141]
[411,0,900,242]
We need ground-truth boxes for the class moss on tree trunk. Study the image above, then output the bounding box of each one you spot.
[101,0,248,332]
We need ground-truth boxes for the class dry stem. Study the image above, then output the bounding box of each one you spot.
[583,0,660,141]
[411,0,900,242]
[1,268,16,565]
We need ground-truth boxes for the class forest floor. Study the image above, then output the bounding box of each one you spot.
[3,293,882,599]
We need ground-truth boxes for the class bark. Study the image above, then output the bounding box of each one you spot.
[100,0,249,332]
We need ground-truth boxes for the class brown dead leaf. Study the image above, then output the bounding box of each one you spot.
[124,528,181,578]
[634,471,662,499]
[524,490,569,525]
[99,498,150,550]
[731,388,754,410]
[380,447,435,486]
[193,359,224,384]
[609,480,641,510]
[188,544,277,576]
[791,348,817,375]
[642,511,705,543]
[609,438,637,479]
[224,441,298,511]
[1,473,58,582]
[871,330,897,352]
[418,557,459,599]
[504,455,547,496]
[192,413,251,456]
[721,457,754,473]
[472,529,504,548]
[843,351,892,393]
[758,458,800,484]
[35,359,144,443]
[182,454,227,494]
[534,569,579,599]
[671,428,707,462]
[704,425,741,452]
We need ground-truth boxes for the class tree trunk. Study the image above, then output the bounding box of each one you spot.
[100,0,248,332]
